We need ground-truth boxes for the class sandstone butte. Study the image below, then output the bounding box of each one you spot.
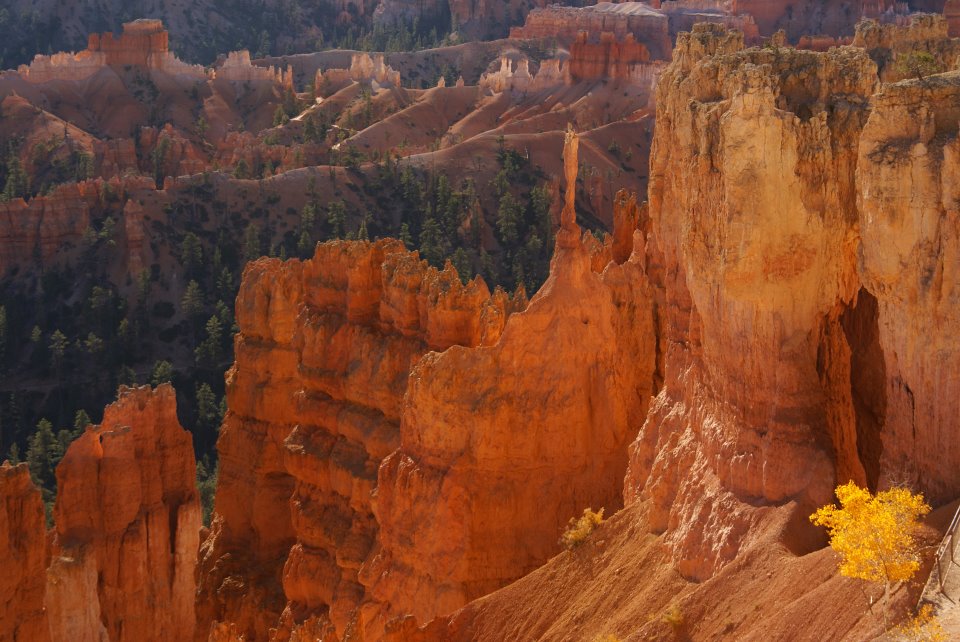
[7,16,960,642]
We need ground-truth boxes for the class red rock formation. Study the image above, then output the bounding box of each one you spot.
[0,175,155,277]
[626,24,878,580]
[0,182,96,275]
[567,32,653,82]
[0,463,50,642]
[88,19,169,68]
[512,2,672,60]
[17,20,207,83]
[196,240,523,641]
[46,384,200,642]
[362,130,657,637]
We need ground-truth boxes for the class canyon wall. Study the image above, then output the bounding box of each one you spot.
[196,240,522,641]
[856,69,960,503]
[46,384,200,642]
[0,463,49,642]
[625,24,878,580]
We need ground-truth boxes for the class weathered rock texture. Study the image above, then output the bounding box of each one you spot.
[0,463,50,642]
[512,2,673,59]
[853,13,960,82]
[361,132,657,637]
[46,384,200,642]
[196,240,523,641]
[856,69,960,503]
[626,23,879,581]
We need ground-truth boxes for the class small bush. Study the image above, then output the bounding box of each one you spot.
[559,507,604,550]
[892,604,946,641]
[662,604,684,633]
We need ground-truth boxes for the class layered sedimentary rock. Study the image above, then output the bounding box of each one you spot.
[361,131,657,637]
[0,176,154,276]
[853,13,960,81]
[17,20,207,83]
[856,70,960,503]
[197,241,523,641]
[626,24,878,580]
[512,2,673,59]
[0,463,50,642]
[46,385,200,642]
[567,32,662,83]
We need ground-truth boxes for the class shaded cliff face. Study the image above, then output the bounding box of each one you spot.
[626,24,878,580]
[857,71,960,503]
[47,384,200,642]
[0,463,50,642]
[196,239,523,641]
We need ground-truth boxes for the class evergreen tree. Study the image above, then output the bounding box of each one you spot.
[181,280,204,320]
[0,304,6,365]
[195,315,224,367]
[195,383,220,438]
[327,200,346,239]
[26,418,62,496]
[496,192,521,245]
[243,223,261,261]
[419,217,444,266]
[48,330,68,375]
[2,149,28,201]
[151,360,174,386]
[180,232,203,277]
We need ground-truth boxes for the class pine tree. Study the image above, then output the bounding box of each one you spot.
[181,280,204,320]
[26,418,62,496]
[180,232,203,277]
[496,192,521,245]
[0,304,6,365]
[151,360,174,386]
[48,330,68,375]
[243,223,261,261]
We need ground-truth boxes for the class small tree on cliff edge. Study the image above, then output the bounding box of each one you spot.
[811,482,930,625]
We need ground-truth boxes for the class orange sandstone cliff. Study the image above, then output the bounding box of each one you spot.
[197,130,658,640]
[196,240,524,640]
[0,463,50,642]
[46,384,200,642]
[361,132,657,636]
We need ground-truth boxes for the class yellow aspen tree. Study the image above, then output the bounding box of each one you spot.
[811,482,931,625]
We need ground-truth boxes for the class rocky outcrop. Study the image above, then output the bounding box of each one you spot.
[856,70,960,503]
[215,51,294,89]
[46,384,200,642]
[626,24,878,580]
[567,32,665,84]
[853,14,960,82]
[512,2,673,60]
[17,20,207,83]
[196,240,523,641]
[0,463,50,642]
[0,176,155,276]
[361,130,657,637]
